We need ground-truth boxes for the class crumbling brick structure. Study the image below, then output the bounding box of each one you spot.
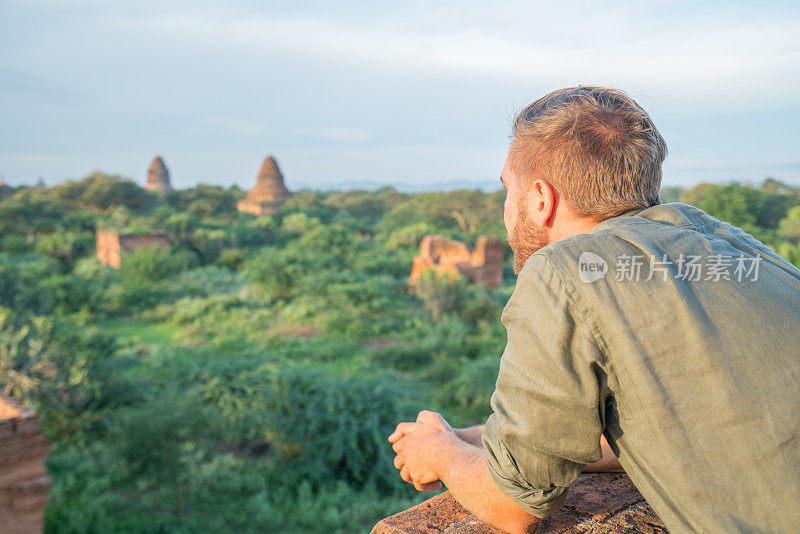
[96,230,170,269]
[0,395,52,534]
[409,235,504,288]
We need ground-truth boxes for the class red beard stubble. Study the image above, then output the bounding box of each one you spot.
[508,200,550,275]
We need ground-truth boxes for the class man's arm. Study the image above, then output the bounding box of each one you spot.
[454,426,622,473]
[390,412,539,534]
[436,433,540,534]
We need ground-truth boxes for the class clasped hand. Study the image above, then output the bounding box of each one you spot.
[388,410,456,491]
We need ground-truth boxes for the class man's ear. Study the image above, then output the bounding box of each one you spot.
[524,178,558,228]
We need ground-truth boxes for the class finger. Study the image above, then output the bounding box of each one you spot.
[388,422,422,442]
[417,410,453,432]
[416,471,441,485]
[416,410,436,423]
[393,455,404,470]
[417,481,443,491]
[400,466,413,484]
[392,441,402,453]
[416,410,445,426]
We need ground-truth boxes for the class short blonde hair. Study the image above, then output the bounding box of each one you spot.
[510,86,667,219]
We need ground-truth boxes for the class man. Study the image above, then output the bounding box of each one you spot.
[389,86,800,533]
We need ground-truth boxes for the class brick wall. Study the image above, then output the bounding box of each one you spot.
[409,235,504,289]
[96,230,170,269]
[0,396,52,534]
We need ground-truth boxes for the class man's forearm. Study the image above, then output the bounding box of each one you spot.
[435,434,539,534]
[456,425,622,474]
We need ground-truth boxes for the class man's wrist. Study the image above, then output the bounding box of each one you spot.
[434,430,478,487]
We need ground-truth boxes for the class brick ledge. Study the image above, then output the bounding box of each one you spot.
[372,473,667,533]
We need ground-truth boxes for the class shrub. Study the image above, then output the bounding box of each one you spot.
[262,366,415,490]
[112,392,210,520]
[245,246,309,299]
[120,245,195,284]
[35,229,94,271]
[413,269,467,322]
[436,354,500,423]
[0,308,132,440]
[217,248,245,271]
[193,363,418,491]
[382,221,434,250]
[779,206,800,244]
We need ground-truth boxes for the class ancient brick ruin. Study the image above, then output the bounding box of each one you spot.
[96,230,170,269]
[409,235,504,288]
[372,473,666,534]
[237,156,292,216]
[144,156,175,193]
[0,395,52,534]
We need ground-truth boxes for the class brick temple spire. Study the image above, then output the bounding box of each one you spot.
[237,156,292,216]
[145,156,174,192]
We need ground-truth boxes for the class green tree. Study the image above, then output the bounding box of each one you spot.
[113,394,208,520]
[262,366,414,489]
[779,206,800,244]
[35,229,94,271]
[660,186,683,203]
[0,308,129,439]
[167,184,241,218]
[681,183,764,228]
[0,190,66,242]
[757,178,795,227]
[378,190,505,239]
[48,172,152,212]
[164,212,200,245]
[245,246,311,299]
[413,269,467,322]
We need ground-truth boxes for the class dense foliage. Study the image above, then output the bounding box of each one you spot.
[1,173,799,532]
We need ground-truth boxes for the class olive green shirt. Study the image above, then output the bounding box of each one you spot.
[482,202,800,532]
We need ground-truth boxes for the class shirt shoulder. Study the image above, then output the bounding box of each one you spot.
[525,202,791,286]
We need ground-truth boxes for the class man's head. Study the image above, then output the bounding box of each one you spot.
[502,86,667,273]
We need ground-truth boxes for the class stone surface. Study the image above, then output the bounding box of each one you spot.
[372,473,667,534]
[145,156,175,192]
[373,491,505,534]
[96,230,170,269]
[237,156,292,216]
[0,395,52,534]
[409,235,504,289]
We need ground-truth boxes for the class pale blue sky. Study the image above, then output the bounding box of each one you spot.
[2,0,799,191]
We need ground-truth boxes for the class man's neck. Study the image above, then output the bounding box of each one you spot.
[549,215,602,244]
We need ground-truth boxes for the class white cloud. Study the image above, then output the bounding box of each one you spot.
[107,3,800,102]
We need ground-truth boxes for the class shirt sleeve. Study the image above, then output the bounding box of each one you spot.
[482,253,607,518]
